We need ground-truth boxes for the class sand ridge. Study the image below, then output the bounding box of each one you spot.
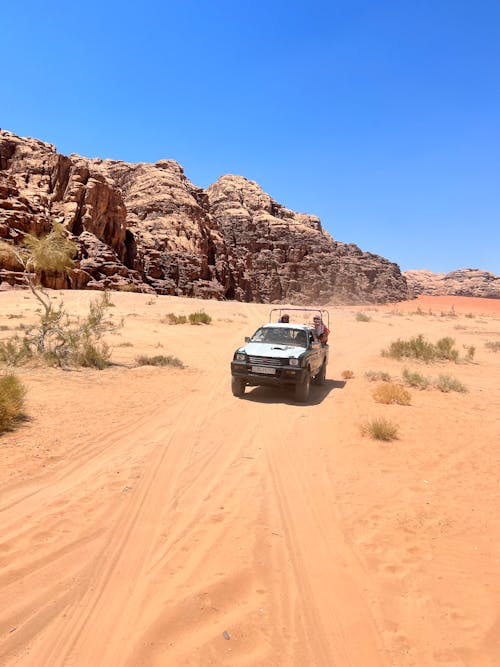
[0,291,499,666]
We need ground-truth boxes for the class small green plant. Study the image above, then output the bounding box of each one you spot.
[402,368,430,389]
[485,341,500,352]
[341,370,354,379]
[136,355,184,368]
[372,382,411,405]
[0,374,26,433]
[189,311,212,325]
[163,313,188,325]
[365,370,391,382]
[435,374,467,393]
[361,417,399,441]
[356,312,371,322]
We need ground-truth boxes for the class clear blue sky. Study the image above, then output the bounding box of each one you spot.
[2,0,499,274]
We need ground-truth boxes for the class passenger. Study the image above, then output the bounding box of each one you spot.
[278,313,290,323]
[312,315,329,345]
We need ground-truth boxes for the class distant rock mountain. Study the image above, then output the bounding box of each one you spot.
[0,129,408,303]
[404,269,500,299]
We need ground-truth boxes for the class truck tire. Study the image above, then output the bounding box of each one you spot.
[231,376,246,397]
[295,370,311,402]
[313,361,326,386]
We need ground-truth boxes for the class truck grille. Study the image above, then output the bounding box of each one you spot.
[248,356,287,367]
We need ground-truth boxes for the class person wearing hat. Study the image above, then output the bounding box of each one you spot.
[312,315,329,345]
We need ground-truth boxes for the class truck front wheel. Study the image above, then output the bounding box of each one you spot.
[295,371,311,402]
[231,376,246,397]
[313,361,326,386]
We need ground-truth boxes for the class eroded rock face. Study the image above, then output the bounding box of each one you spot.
[404,269,500,299]
[0,129,409,303]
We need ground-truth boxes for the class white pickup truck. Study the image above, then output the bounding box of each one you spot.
[230,308,330,402]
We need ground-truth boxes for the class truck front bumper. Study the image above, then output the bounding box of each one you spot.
[230,361,308,387]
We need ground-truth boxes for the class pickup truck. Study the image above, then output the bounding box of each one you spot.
[230,309,329,402]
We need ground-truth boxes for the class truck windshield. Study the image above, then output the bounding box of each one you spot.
[250,327,307,348]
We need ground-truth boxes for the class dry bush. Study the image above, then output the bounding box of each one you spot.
[372,382,411,405]
[361,417,399,441]
[0,374,26,433]
[341,370,354,379]
[163,313,187,325]
[485,341,500,352]
[365,370,391,382]
[356,312,371,322]
[463,345,475,361]
[136,355,184,368]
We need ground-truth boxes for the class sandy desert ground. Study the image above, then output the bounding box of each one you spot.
[0,290,499,667]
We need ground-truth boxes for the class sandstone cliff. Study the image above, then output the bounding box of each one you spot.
[404,269,500,299]
[0,129,408,303]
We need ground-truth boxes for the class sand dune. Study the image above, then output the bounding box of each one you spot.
[0,291,499,666]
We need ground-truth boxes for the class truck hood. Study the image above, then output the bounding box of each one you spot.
[239,343,304,358]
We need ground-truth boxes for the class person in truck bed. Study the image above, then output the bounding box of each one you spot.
[312,315,329,345]
[278,313,290,323]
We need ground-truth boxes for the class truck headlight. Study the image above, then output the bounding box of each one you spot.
[289,358,299,367]
[235,353,246,361]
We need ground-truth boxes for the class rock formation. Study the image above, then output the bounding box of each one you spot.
[404,269,500,299]
[0,129,408,303]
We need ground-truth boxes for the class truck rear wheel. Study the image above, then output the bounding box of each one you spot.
[231,376,246,397]
[295,371,311,402]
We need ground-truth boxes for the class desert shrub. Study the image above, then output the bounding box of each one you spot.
[435,337,459,361]
[361,417,399,441]
[435,374,467,393]
[382,334,436,362]
[72,340,111,370]
[117,341,134,348]
[163,313,187,325]
[356,312,371,322]
[485,341,500,352]
[0,325,10,331]
[402,368,430,389]
[0,293,118,369]
[341,370,354,379]
[465,312,475,319]
[0,374,26,433]
[189,311,212,325]
[365,370,391,382]
[382,334,460,363]
[372,382,411,405]
[7,313,24,319]
[136,355,184,368]
[0,336,32,366]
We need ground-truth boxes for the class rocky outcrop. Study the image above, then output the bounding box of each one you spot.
[0,129,409,303]
[404,269,500,299]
